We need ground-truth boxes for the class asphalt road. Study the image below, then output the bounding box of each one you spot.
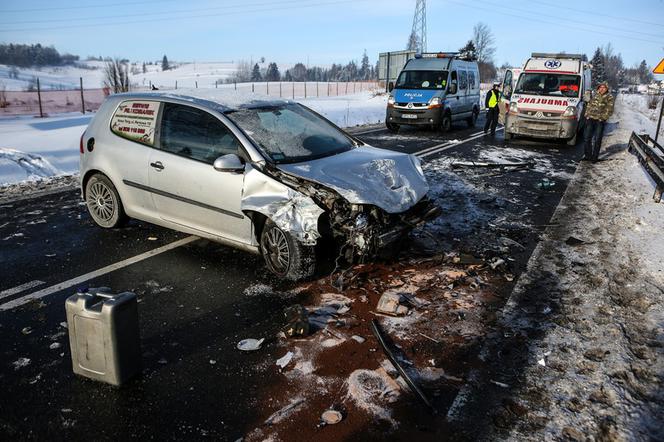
[0,115,582,440]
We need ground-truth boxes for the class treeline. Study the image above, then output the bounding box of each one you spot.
[590,44,654,89]
[0,43,79,67]
[227,51,378,83]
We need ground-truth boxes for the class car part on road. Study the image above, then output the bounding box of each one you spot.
[65,287,141,386]
[451,160,535,170]
[370,319,437,414]
[320,409,344,425]
[237,338,265,351]
[282,304,309,337]
[84,174,127,228]
[376,292,409,316]
[276,351,294,369]
[628,132,664,203]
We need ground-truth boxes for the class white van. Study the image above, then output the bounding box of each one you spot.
[501,53,592,145]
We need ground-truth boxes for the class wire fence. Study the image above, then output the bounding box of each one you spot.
[0,78,383,117]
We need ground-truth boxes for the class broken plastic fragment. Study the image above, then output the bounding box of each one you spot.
[321,409,343,425]
[237,338,265,351]
[351,335,366,344]
[276,351,294,369]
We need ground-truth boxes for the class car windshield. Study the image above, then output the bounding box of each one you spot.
[225,103,355,164]
[514,73,581,97]
[395,70,448,90]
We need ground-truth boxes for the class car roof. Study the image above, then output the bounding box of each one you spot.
[112,88,292,112]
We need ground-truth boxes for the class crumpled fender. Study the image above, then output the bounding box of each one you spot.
[241,165,324,246]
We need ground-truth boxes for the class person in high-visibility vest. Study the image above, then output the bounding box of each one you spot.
[484,82,501,136]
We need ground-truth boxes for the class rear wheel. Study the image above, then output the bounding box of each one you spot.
[466,109,478,127]
[386,121,400,133]
[260,219,315,281]
[440,113,452,132]
[85,174,127,228]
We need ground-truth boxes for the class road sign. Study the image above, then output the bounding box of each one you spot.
[653,58,664,74]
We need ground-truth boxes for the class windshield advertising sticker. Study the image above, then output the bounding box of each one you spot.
[111,101,160,145]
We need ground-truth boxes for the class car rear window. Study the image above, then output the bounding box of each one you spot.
[110,100,161,146]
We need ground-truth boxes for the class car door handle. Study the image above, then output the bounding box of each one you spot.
[150,161,164,171]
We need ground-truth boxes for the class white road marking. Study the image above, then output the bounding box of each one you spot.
[0,280,45,301]
[0,235,198,312]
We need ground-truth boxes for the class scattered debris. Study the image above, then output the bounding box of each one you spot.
[490,379,510,388]
[320,409,343,425]
[237,338,265,352]
[49,342,62,350]
[13,357,31,370]
[209,360,217,365]
[565,236,587,246]
[351,335,366,344]
[264,398,305,426]
[346,368,401,424]
[451,160,535,170]
[282,305,309,337]
[418,332,440,344]
[536,178,556,190]
[376,292,409,316]
[371,319,437,414]
[21,326,32,335]
[276,351,294,369]
[147,236,158,241]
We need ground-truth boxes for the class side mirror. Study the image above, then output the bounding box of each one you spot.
[388,81,394,92]
[213,153,244,173]
[449,82,457,95]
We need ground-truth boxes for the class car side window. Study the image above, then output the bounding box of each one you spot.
[459,71,468,90]
[449,71,458,93]
[160,103,241,164]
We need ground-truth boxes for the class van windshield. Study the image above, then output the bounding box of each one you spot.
[514,73,581,97]
[396,70,448,90]
[225,103,355,164]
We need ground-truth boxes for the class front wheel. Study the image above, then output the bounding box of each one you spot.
[440,114,452,132]
[85,174,127,228]
[260,219,315,281]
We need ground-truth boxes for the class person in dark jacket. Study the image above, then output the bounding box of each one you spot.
[582,82,614,162]
[484,82,501,135]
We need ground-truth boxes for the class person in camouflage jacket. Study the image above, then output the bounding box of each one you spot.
[582,82,614,162]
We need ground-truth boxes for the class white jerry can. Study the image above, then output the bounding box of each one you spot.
[65,288,141,386]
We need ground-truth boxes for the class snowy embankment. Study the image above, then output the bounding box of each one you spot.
[451,98,664,440]
[0,91,386,186]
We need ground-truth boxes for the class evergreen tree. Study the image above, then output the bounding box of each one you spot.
[265,62,280,81]
[359,50,370,80]
[458,40,477,61]
[161,55,170,71]
[590,48,606,87]
[637,60,654,84]
[251,63,262,81]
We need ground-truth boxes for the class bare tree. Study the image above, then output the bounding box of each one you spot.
[103,59,129,93]
[472,22,496,63]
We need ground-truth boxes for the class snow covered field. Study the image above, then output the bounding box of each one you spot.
[0,90,386,185]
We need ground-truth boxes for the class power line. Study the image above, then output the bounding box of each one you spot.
[0,0,182,13]
[474,0,663,39]
[527,0,664,29]
[0,0,317,26]
[445,0,663,46]
[0,0,371,33]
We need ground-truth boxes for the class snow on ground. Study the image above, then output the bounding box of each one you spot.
[0,61,108,90]
[0,91,386,186]
[451,96,664,441]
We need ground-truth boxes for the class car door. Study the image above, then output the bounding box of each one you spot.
[498,69,513,124]
[148,102,252,244]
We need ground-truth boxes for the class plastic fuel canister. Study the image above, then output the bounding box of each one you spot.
[65,288,141,386]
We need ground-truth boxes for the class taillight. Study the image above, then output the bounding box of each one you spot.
[80,132,85,154]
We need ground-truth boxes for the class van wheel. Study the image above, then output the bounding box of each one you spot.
[466,109,478,127]
[440,114,452,132]
[386,122,400,133]
[260,219,315,281]
[85,174,127,228]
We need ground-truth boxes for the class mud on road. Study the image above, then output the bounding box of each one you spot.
[0,122,585,440]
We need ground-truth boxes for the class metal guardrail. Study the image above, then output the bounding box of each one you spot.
[628,132,664,202]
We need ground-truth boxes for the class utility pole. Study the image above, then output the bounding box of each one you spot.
[408,0,427,53]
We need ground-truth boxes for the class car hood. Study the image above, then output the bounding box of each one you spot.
[277,145,429,214]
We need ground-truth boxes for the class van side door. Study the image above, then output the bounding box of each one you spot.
[458,70,470,116]
[448,70,460,116]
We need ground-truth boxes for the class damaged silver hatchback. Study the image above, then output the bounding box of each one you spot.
[80,90,440,280]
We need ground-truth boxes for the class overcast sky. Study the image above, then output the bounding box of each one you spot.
[1,0,663,70]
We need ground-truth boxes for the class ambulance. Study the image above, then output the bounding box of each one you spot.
[501,53,592,145]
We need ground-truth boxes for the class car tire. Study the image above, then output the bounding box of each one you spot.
[260,219,315,281]
[440,113,452,132]
[386,122,400,133]
[85,174,127,228]
[466,109,478,127]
